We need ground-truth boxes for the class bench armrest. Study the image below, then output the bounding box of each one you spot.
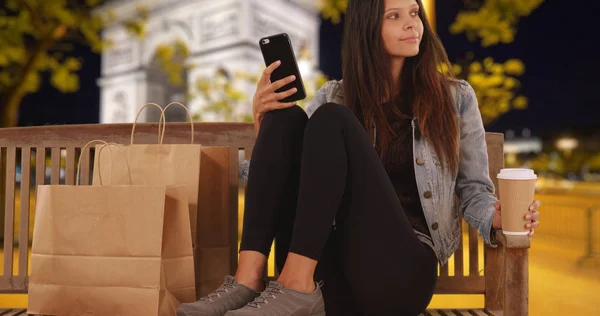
[485,230,530,316]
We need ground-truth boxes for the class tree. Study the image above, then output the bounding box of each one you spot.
[449,0,545,125]
[319,0,348,24]
[0,0,147,127]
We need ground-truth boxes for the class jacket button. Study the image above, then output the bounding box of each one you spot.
[424,191,432,198]
[431,222,439,230]
[416,158,425,165]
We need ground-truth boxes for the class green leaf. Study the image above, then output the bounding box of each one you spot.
[0,71,13,88]
[0,54,8,66]
[22,72,41,93]
[503,59,525,76]
[6,0,20,11]
[450,0,545,47]
[319,0,348,24]
[51,63,80,93]
[54,8,78,27]
[64,57,82,70]
[512,96,528,109]
[123,20,146,38]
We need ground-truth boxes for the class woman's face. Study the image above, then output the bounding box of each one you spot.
[381,0,424,59]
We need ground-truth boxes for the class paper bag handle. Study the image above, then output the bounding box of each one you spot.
[76,140,120,186]
[94,141,133,186]
[159,101,195,144]
[130,103,167,145]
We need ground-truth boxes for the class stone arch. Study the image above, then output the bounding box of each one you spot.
[145,49,190,122]
[143,22,193,122]
[142,20,193,66]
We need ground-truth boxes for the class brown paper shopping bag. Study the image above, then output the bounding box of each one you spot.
[28,141,195,316]
[92,103,202,246]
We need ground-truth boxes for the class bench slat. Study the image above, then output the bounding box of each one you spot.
[454,218,464,277]
[19,147,31,278]
[35,148,45,187]
[3,146,16,277]
[0,309,26,315]
[469,225,479,276]
[65,147,75,185]
[79,146,91,185]
[0,123,257,148]
[470,309,491,315]
[434,275,485,294]
[229,146,241,273]
[50,147,60,185]
[425,310,490,316]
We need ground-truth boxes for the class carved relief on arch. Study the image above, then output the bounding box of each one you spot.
[197,6,240,45]
[141,19,193,66]
[251,4,305,53]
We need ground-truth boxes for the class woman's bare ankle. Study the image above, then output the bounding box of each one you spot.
[234,274,264,292]
[235,250,268,292]
[277,252,318,293]
[277,276,316,293]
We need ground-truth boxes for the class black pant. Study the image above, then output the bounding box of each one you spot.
[240,103,438,316]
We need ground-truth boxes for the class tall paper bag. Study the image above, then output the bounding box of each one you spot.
[92,103,202,246]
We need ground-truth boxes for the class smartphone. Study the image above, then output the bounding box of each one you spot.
[259,33,307,103]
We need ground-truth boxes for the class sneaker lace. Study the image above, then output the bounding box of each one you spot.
[247,285,283,308]
[200,282,237,302]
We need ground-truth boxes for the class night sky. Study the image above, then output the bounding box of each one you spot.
[17,0,600,138]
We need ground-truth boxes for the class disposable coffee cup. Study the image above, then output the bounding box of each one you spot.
[497,168,537,235]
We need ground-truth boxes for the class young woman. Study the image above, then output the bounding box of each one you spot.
[178,0,541,315]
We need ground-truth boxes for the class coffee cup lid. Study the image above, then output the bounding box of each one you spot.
[497,168,537,180]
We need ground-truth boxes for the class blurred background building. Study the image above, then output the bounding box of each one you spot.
[96,0,320,123]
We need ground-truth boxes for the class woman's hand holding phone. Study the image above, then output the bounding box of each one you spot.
[252,60,298,135]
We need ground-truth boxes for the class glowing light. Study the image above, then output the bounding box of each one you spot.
[421,0,436,31]
[556,137,579,157]
[556,138,579,151]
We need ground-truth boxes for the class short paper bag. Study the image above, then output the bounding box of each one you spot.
[27,184,195,316]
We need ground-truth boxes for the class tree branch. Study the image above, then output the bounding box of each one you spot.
[0,26,61,127]
[21,0,46,34]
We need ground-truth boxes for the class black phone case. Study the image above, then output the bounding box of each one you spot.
[259,33,307,103]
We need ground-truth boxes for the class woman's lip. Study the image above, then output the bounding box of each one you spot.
[400,36,419,41]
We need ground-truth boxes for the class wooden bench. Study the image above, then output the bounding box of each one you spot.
[0,123,529,315]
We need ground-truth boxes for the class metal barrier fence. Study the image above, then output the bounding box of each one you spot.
[578,206,600,266]
[533,194,600,266]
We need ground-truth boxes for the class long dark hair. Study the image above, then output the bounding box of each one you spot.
[342,0,459,173]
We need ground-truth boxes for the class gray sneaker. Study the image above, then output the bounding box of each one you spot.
[177,275,260,316]
[224,281,325,316]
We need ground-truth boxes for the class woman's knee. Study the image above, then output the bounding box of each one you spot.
[306,102,359,131]
[260,105,308,135]
[261,105,308,132]
[310,102,352,121]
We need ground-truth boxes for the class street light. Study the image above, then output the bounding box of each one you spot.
[421,0,436,31]
[556,137,579,157]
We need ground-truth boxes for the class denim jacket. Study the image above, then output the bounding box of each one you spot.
[240,79,498,265]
